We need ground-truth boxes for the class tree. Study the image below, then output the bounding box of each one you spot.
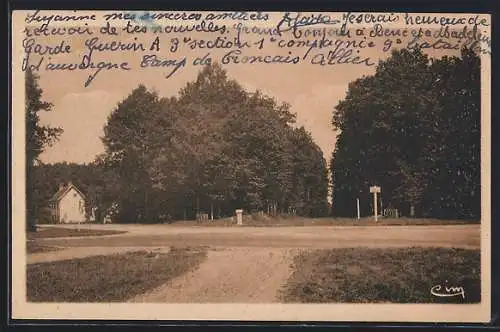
[101,85,166,223]
[26,69,63,231]
[99,63,330,222]
[289,127,329,217]
[421,48,481,218]
[330,48,481,219]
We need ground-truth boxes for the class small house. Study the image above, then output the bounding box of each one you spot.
[49,182,89,224]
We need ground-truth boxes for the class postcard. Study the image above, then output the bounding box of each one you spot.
[11,10,491,322]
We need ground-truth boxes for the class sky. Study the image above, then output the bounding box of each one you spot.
[37,65,365,165]
[19,11,485,165]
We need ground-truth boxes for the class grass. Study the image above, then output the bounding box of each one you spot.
[26,241,62,254]
[281,247,480,303]
[27,227,127,240]
[170,216,480,227]
[27,246,207,302]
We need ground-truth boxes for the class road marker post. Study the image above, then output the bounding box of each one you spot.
[235,209,243,225]
[369,186,381,222]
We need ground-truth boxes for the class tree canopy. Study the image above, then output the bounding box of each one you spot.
[330,48,481,219]
[100,64,329,222]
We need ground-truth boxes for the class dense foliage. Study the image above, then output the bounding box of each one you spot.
[26,69,63,230]
[32,64,329,223]
[330,48,481,219]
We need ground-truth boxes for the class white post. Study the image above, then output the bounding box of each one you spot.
[356,198,360,220]
[370,186,381,222]
[236,209,243,225]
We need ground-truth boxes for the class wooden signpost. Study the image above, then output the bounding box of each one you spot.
[369,185,381,222]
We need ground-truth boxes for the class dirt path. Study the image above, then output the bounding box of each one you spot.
[131,247,297,303]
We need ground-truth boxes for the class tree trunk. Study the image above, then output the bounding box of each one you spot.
[26,162,37,232]
[144,190,149,223]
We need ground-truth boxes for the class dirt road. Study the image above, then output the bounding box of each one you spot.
[131,247,297,303]
[37,225,480,249]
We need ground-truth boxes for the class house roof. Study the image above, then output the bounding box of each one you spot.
[49,182,87,202]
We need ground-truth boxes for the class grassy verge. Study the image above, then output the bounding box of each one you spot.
[27,228,127,240]
[170,217,479,227]
[281,247,480,303]
[27,246,207,302]
[27,242,62,254]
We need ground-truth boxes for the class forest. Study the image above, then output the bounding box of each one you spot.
[28,64,330,224]
[330,48,481,219]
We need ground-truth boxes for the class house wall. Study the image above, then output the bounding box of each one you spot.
[58,187,87,223]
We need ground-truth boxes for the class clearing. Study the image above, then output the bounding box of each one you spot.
[25,222,482,303]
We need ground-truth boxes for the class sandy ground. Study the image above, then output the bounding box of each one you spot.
[130,247,297,303]
[36,225,480,249]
